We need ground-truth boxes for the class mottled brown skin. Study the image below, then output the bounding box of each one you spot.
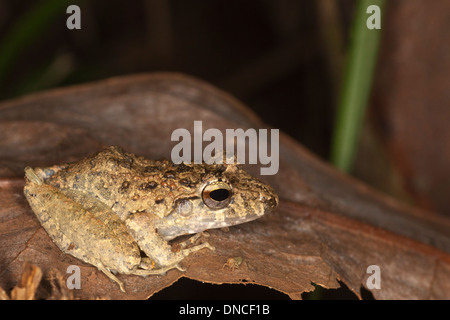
[23,146,278,292]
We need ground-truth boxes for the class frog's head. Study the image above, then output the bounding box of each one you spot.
[155,163,278,240]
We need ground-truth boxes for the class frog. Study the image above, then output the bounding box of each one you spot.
[23,146,278,292]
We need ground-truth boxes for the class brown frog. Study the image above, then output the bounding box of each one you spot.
[23,146,278,292]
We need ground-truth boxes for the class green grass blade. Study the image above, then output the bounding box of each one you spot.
[330,0,386,172]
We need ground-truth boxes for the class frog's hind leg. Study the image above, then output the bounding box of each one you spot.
[40,228,127,293]
[66,243,126,292]
[24,167,137,293]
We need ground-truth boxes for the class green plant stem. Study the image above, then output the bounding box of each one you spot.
[330,0,386,172]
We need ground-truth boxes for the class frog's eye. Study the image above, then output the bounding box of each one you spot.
[202,182,232,210]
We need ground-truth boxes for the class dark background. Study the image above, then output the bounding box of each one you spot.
[1,0,449,299]
[0,0,355,160]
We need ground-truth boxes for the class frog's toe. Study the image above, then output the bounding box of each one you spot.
[175,263,186,272]
[187,241,215,252]
[178,232,210,249]
[133,262,184,278]
[97,264,126,292]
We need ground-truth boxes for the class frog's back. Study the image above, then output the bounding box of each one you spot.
[42,146,205,220]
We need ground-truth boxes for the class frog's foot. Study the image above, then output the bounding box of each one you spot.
[99,262,185,292]
[177,232,210,250]
[172,241,215,264]
[183,241,215,253]
[138,241,215,277]
[97,264,126,293]
[139,257,186,272]
[133,262,185,277]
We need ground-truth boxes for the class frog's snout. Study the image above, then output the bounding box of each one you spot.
[262,193,279,213]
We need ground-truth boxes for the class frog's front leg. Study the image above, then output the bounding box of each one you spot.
[124,213,215,271]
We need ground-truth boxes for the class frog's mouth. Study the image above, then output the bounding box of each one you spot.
[157,192,278,240]
[155,211,266,241]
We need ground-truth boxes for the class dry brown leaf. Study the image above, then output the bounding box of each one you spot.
[46,268,75,300]
[0,73,449,299]
[0,285,10,300]
[1,262,42,300]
